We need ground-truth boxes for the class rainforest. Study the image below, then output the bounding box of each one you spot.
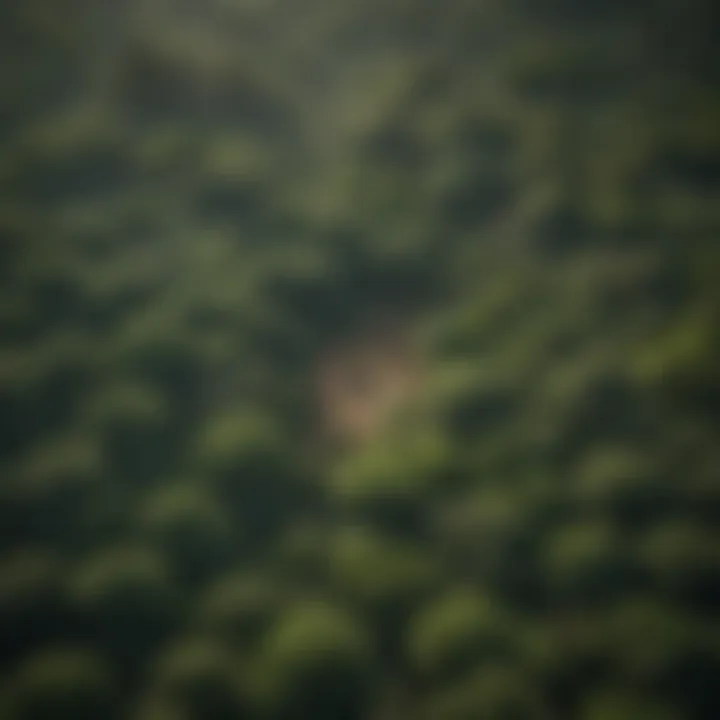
[0,1,718,718]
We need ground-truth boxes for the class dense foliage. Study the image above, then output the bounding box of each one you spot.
[1,1,718,718]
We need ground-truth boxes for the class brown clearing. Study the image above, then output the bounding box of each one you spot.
[316,321,422,447]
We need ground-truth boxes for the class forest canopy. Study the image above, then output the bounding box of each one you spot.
[0,0,718,718]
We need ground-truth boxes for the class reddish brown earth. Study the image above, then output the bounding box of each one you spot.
[316,321,422,446]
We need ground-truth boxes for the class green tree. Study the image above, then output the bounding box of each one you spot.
[255,601,373,720]
[2,647,117,720]
[406,589,514,682]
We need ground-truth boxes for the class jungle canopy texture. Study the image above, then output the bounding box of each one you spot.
[0,1,718,718]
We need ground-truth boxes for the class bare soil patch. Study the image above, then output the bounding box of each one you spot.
[316,320,423,447]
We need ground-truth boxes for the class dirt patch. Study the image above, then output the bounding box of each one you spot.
[316,320,423,447]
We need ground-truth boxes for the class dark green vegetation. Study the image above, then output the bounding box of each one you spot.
[1,1,719,718]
